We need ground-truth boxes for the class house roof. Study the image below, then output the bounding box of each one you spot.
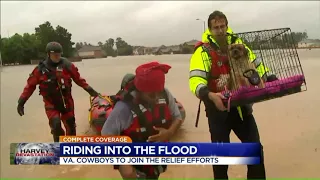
[161,48,171,53]
[185,40,198,46]
[78,45,102,52]
[152,45,166,53]
[170,45,181,51]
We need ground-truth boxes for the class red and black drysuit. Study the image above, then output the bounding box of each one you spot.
[18,58,99,142]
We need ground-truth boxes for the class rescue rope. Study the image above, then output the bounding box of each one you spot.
[102,95,114,106]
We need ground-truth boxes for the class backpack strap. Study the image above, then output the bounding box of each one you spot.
[130,103,152,142]
[163,89,169,105]
[194,41,204,52]
[130,89,170,142]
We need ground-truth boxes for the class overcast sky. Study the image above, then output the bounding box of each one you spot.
[1,1,319,47]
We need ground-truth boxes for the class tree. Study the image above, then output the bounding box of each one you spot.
[115,37,133,56]
[101,38,117,57]
[21,33,41,64]
[75,42,83,50]
[54,25,75,57]
[1,21,76,65]
[1,36,17,64]
[291,32,308,44]
[0,33,39,65]
[107,38,115,48]
[34,21,75,58]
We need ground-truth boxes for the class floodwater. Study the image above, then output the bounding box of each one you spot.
[1,49,319,178]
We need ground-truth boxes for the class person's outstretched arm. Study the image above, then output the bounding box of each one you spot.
[65,59,99,97]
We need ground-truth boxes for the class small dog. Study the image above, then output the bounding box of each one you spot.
[227,44,265,90]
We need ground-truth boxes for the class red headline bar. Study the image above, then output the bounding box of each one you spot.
[59,136,132,143]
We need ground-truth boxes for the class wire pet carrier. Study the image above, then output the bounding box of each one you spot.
[222,27,307,107]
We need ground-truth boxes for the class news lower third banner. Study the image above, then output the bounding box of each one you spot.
[10,136,262,165]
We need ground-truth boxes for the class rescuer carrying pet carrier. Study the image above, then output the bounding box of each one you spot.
[17,42,101,142]
[189,11,276,179]
[101,61,183,179]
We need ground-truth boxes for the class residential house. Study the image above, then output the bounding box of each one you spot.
[152,45,166,55]
[77,45,106,59]
[170,45,182,54]
[161,47,172,54]
[133,46,145,55]
[183,40,199,49]
[151,45,183,55]
[298,39,320,48]
[143,47,153,55]
[68,48,82,62]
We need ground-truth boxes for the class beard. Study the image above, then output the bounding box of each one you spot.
[216,36,228,54]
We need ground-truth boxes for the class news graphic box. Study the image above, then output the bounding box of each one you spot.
[59,141,262,165]
[10,142,60,165]
[9,136,132,165]
[59,135,132,143]
[10,136,263,166]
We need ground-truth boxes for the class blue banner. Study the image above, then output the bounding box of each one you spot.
[60,143,261,157]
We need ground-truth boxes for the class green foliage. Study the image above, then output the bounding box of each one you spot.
[115,37,133,56]
[1,21,75,65]
[104,38,117,57]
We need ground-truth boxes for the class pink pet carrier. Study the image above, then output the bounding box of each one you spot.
[220,28,307,108]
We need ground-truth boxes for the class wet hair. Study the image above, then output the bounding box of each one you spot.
[208,10,228,29]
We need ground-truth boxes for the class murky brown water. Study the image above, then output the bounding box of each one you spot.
[1,49,320,178]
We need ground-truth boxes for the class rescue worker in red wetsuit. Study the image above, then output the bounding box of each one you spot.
[101,61,183,179]
[189,11,272,179]
[17,42,100,142]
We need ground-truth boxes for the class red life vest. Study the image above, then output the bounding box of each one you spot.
[194,42,231,92]
[37,59,73,98]
[116,80,173,143]
[114,78,171,178]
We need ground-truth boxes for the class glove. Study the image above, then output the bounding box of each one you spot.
[17,98,26,116]
[17,104,25,116]
[85,86,99,97]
